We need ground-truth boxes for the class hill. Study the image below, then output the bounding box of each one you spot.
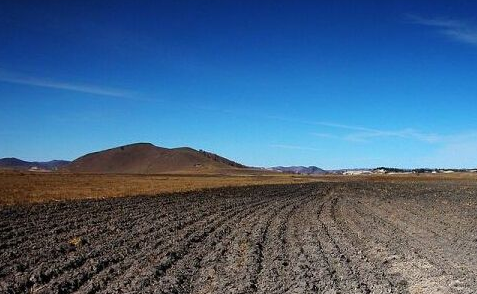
[271,166,327,175]
[66,143,247,174]
[0,158,70,171]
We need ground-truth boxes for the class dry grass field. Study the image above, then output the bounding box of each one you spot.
[0,171,324,206]
[1,170,476,206]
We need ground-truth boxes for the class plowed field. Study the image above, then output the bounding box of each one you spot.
[1,182,477,293]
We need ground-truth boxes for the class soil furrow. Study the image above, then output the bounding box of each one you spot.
[1,182,477,293]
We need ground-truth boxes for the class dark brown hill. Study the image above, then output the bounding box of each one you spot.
[66,143,247,174]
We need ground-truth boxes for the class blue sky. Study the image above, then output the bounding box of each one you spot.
[1,1,477,169]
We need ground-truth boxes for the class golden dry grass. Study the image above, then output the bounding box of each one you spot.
[0,171,321,206]
[1,170,476,206]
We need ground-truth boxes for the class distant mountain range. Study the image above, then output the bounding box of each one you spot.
[3,144,475,175]
[1,143,248,174]
[0,158,70,171]
[271,166,328,175]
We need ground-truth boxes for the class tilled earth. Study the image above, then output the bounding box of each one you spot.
[1,182,477,293]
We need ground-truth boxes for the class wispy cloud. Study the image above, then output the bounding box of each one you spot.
[0,69,132,98]
[407,14,477,47]
[263,115,438,142]
[312,124,440,143]
[312,133,342,140]
[195,106,443,144]
[195,105,477,167]
[270,144,321,152]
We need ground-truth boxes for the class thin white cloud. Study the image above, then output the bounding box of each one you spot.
[310,121,440,143]
[416,134,477,168]
[342,128,440,143]
[193,104,463,145]
[314,121,383,133]
[312,133,341,140]
[195,105,477,167]
[0,69,132,98]
[270,144,321,152]
[407,14,477,46]
[264,115,439,143]
[312,122,477,164]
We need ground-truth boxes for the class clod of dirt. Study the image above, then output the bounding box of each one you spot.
[68,236,86,247]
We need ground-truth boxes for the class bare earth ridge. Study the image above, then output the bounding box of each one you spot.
[1,181,477,293]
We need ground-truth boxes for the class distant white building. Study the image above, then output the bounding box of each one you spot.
[387,172,412,175]
[343,170,372,175]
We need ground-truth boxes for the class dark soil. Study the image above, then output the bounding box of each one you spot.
[1,182,477,293]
